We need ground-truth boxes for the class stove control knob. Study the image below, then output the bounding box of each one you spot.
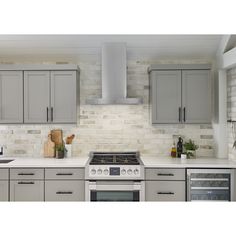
[97,169,102,175]
[121,169,126,175]
[103,169,109,175]
[91,169,96,175]
[134,169,139,175]
[127,169,132,175]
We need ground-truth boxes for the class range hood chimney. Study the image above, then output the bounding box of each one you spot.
[86,43,143,105]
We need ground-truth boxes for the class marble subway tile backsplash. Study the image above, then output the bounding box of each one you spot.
[0,60,214,158]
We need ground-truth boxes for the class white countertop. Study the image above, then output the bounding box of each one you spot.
[142,157,236,168]
[0,157,88,168]
[0,156,236,168]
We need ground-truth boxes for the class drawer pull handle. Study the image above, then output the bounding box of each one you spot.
[18,181,35,185]
[56,191,73,194]
[18,173,35,176]
[157,192,174,195]
[56,173,73,176]
[157,173,174,176]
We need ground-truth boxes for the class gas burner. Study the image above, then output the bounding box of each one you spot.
[89,152,140,165]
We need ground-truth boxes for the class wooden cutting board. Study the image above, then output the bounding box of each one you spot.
[51,129,63,146]
[44,134,55,157]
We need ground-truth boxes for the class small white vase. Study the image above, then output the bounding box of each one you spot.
[65,144,72,158]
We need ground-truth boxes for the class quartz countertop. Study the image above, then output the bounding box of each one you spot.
[0,156,88,168]
[141,157,236,168]
[1,156,236,169]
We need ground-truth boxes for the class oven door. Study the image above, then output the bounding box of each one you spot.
[85,181,145,202]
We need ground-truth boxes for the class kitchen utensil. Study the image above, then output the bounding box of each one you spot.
[66,134,75,144]
[51,129,63,146]
[44,134,55,157]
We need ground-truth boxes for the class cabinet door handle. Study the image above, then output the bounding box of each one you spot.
[179,107,181,122]
[18,181,35,185]
[51,107,53,122]
[157,173,174,176]
[56,191,73,194]
[183,107,186,122]
[18,173,35,176]
[157,192,174,195]
[47,107,49,122]
[56,173,73,176]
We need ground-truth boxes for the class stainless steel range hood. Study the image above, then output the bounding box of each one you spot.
[86,43,143,105]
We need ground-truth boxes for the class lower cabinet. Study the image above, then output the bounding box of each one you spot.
[44,168,85,201]
[45,180,84,201]
[0,181,9,201]
[145,168,186,201]
[10,168,44,201]
[10,180,44,201]
[0,169,9,201]
[145,181,185,201]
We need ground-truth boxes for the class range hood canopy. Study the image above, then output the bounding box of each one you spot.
[86,42,143,105]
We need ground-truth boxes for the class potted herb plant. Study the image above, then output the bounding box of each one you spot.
[183,139,198,159]
[55,144,66,159]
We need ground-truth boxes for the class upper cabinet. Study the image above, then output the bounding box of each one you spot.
[50,71,77,123]
[149,64,211,124]
[24,71,50,123]
[0,64,79,124]
[24,70,77,124]
[0,71,23,123]
[182,70,211,123]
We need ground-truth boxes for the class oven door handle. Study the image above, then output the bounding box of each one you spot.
[88,183,142,191]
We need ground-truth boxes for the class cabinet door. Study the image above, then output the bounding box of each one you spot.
[182,70,211,123]
[45,180,84,201]
[145,181,185,201]
[10,180,44,201]
[0,181,9,201]
[50,71,77,123]
[24,71,50,123]
[151,70,182,124]
[0,71,23,123]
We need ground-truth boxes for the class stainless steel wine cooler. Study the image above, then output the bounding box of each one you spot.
[187,169,234,201]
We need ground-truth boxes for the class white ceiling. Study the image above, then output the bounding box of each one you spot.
[0,35,222,61]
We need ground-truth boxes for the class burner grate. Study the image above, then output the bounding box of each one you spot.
[89,152,140,165]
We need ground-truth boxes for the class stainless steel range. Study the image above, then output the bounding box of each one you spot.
[85,152,145,201]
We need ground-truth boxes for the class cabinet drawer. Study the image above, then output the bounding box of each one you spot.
[145,168,185,180]
[45,180,84,201]
[10,168,44,180]
[0,169,9,180]
[146,181,185,201]
[10,180,44,201]
[45,168,84,180]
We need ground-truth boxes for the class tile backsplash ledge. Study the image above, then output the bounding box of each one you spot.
[0,60,214,158]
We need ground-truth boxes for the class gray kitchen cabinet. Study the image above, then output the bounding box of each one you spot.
[24,71,50,123]
[145,181,185,201]
[151,70,182,123]
[10,168,44,201]
[0,181,9,201]
[0,71,23,123]
[145,168,185,181]
[10,180,44,201]
[145,168,186,201]
[50,71,77,123]
[24,70,77,124]
[182,70,211,123]
[0,169,9,201]
[149,65,211,124]
[45,168,85,201]
[45,180,84,201]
